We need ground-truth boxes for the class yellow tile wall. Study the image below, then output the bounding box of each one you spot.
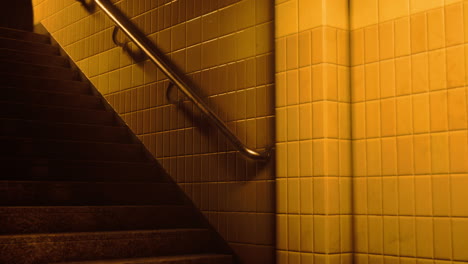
[275,0,352,263]
[32,0,275,263]
[351,0,468,263]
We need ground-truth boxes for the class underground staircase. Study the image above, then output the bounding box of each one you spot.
[0,26,233,264]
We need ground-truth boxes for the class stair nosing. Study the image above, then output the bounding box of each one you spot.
[50,254,232,264]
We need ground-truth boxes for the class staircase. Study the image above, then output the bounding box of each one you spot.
[0,27,233,264]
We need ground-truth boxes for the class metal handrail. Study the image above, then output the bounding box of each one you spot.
[80,0,272,161]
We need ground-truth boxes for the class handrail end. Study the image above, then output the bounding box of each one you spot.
[244,145,275,162]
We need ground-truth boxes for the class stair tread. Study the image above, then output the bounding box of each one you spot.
[0,27,50,43]
[0,100,110,113]
[0,136,144,162]
[0,228,216,263]
[52,254,232,264]
[0,72,90,93]
[0,72,83,82]
[0,157,159,180]
[0,205,189,211]
[0,86,102,110]
[0,59,78,80]
[0,180,173,185]
[0,27,50,44]
[0,180,182,206]
[0,228,208,242]
[0,58,72,70]
[0,48,68,67]
[0,102,115,126]
[0,85,97,98]
[0,36,58,54]
[0,47,63,58]
[0,157,153,168]
[0,117,127,135]
[0,205,199,234]
[0,157,152,165]
[0,136,137,146]
[0,117,117,127]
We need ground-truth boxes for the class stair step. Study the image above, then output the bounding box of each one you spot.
[0,181,183,206]
[0,37,58,55]
[0,102,115,125]
[0,87,102,109]
[0,60,78,80]
[0,27,50,43]
[0,48,68,67]
[0,205,202,234]
[53,254,233,264]
[0,158,165,182]
[0,137,145,162]
[0,119,128,143]
[0,229,214,264]
[0,73,90,94]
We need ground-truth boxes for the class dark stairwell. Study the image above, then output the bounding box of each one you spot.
[0,26,234,264]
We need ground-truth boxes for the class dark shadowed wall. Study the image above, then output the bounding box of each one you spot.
[0,0,33,31]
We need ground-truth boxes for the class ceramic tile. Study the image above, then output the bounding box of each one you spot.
[427,8,446,50]
[379,0,409,22]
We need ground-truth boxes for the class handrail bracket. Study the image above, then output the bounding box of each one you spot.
[78,0,272,162]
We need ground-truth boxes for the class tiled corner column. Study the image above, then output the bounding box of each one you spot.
[350,0,468,263]
[275,0,352,263]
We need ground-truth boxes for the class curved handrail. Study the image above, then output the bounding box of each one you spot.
[80,0,272,161]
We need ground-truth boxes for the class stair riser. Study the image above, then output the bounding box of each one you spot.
[0,38,58,55]
[0,207,201,234]
[0,74,90,94]
[0,164,163,182]
[0,103,115,125]
[0,140,144,162]
[0,120,129,143]
[0,182,183,206]
[0,230,212,264]
[0,49,68,67]
[0,28,50,43]
[52,256,233,264]
[0,63,78,80]
[0,120,128,143]
[0,88,102,109]
[0,158,163,182]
